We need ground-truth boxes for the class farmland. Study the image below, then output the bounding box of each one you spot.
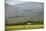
[6,25,44,30]
[5,16,44,30]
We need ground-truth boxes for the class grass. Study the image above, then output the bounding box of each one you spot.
[6,25,44,30]
[5,16,43,30]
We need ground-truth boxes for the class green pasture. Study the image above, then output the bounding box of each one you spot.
[5,16,43,30]
[6,25,44,30]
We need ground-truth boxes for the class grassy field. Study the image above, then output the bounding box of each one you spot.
[6,25,44,30]
[6,16,43,30]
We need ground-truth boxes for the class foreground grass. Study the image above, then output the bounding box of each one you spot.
[6,25,44,30]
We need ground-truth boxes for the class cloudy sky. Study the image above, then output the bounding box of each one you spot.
[6,0,44,5]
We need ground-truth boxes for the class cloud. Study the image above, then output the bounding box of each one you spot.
[6,0,44,5]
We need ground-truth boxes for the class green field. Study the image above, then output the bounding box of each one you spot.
[6,25,44,30]
[6,16,43,30]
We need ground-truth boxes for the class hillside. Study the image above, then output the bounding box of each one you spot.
[5,2,44,24]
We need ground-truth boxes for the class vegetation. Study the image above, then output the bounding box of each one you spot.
[5,16,44,30]
[6,25,43,30]
[6,20,43,26]
[5,20,44,30]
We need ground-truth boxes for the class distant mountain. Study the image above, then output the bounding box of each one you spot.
[5,3,16,18]
[5,2,44,17]
[5,2,44,24]
[13,2,44,16]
